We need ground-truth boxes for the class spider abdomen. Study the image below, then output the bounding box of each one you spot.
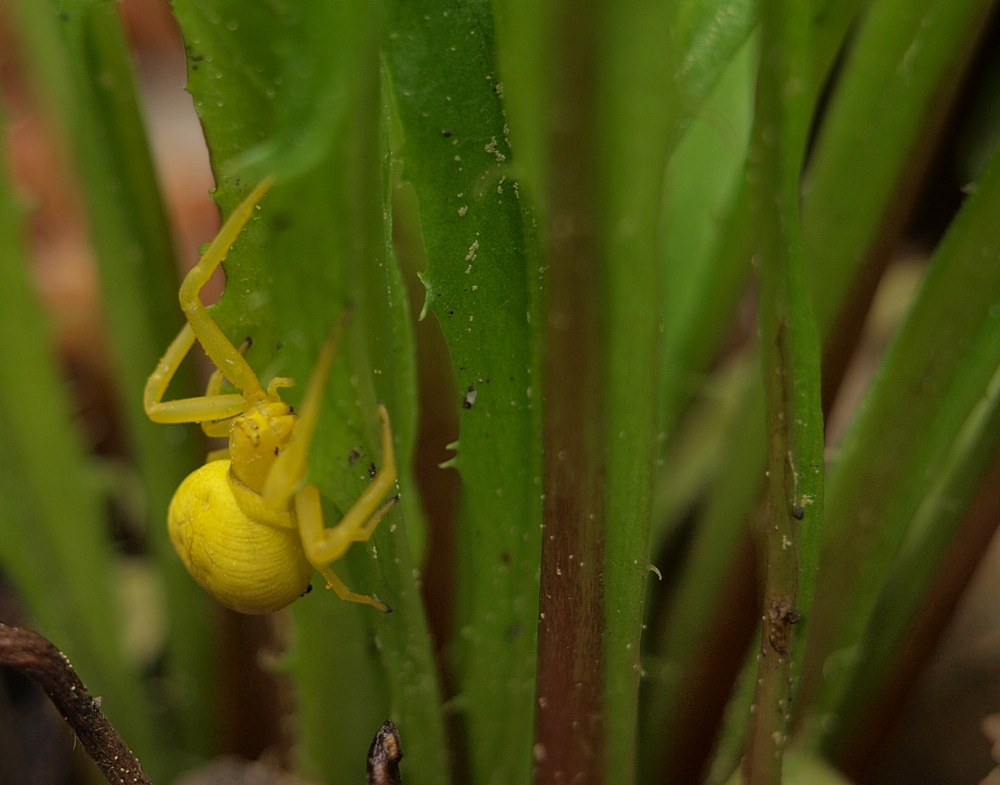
[167,459,313,614]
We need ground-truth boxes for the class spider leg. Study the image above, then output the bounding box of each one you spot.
[292,405,397,565]
[144,323,247,423]
[351,496,398,543]
[144,179,275,425]
[177,176,275,404]
[200,338,252,436]
[263,314,349,508]
[295,483,391,613]
[267,376,295,400]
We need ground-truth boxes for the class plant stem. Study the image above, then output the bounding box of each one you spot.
[743,0,819,780]
[0,624,153,785]
[535,0,605,781]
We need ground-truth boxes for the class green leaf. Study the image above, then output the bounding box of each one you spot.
[644,0,994,771]
[803,0,998,340]
[657,35,755,467]
[382,3,542,783]
[169,2,448,782]
[799,138,1000,747]
[826,329,1000,759]
[600,0,679,775]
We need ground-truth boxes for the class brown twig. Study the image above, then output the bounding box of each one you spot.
[0,623,152,785]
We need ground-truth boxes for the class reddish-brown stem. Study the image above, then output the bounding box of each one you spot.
[533,0,606,781]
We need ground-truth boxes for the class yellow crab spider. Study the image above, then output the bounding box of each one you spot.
[144,176,396,614]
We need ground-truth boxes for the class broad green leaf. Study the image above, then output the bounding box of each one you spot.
[382,3,542,783]
[673,0,757,105]
[169,2,448,782]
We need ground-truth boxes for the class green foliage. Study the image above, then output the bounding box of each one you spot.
[1,0,999,784]
[382,2,543,782]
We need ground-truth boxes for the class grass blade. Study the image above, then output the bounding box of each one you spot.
[0,104,163,774]
[644,0,995,773]
[827,339,1000,765]
[742,0,822,780]
[803,0,998,351]
[6,0,214,768]
[382,3,543,783]
[600,0,680,776]
[799,139,1000,745]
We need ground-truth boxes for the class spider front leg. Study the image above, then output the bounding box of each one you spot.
[144,177,276,424]
[177,177,275,405]
[145,323,249,424]
[200,337,253,439]
[293,405,398,613]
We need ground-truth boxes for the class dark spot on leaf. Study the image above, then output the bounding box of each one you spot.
[276,341,284,350]
[442,128,453,137]
[506,624,521,640]
[369,462,377,480]
[500,551,511,564]
[349,449,361,465]
[792,505,805,520]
